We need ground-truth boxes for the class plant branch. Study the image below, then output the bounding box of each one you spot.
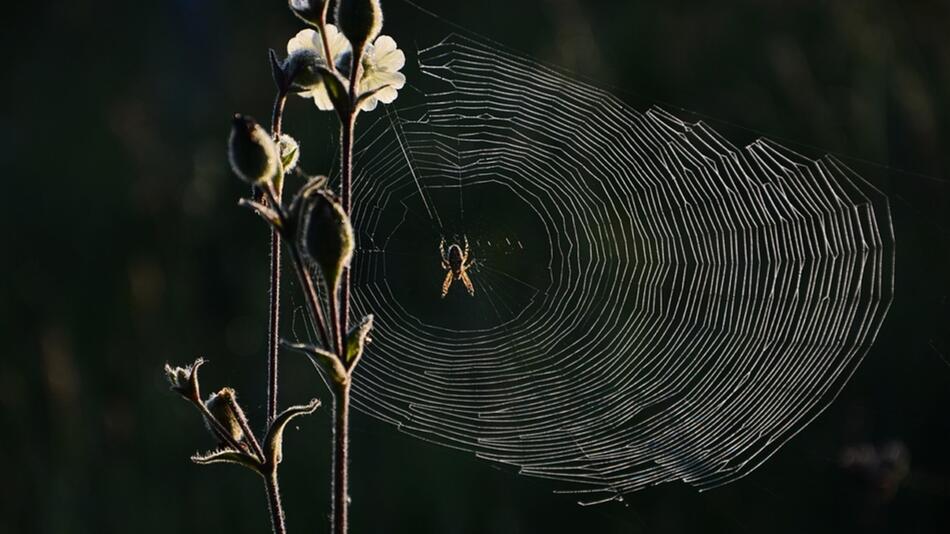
[264,469,287,534]
[317,12,336,77]
[266,89,289,426]
[330,285,344,358]
[332,381,351,534]
[327,47,364,534]
[340,110,356,336]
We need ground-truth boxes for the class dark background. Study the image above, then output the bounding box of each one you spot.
[2,1,949,532]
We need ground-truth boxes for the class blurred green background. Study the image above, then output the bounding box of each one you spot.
[2,0,949,532]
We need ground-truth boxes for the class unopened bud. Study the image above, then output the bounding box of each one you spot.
[228,114,278,185]
[283,48,325,93]
[278,134,300,173]
[335,0,383,54]
[299,190,354,293]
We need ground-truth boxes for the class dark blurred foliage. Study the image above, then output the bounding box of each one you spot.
[2,1,949,533]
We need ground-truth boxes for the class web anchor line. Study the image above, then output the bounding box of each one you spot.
[385,104,444,230]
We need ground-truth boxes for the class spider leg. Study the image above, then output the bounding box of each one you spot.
[439,238,447,263]
[440,270,454,298]
[460,270,475,296]
[463,235,470,260]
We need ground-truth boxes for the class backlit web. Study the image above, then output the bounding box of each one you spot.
[342,33,895,504]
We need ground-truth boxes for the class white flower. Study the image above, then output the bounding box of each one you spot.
[356,35,406,112]
[286,25,405,113]
[287,24,353,111]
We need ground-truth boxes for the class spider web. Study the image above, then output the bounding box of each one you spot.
[342,33,895,504]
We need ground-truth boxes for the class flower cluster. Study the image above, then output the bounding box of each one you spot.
[286,24,405,112]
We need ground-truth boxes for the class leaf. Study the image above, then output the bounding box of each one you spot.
[238,198,283,229]
[316,66,351,117]
[345,314,374,368]
[282,339,348,384]
[263,399,321,468]
[269,48,285,89]
[191,448,262,474]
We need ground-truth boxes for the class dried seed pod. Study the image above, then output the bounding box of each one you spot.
[203,387,247,445]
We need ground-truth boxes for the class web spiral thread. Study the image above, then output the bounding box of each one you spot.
[342,34,895,504]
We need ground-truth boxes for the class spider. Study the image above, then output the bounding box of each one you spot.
[440,237,475,298]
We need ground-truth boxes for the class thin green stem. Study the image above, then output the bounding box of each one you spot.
[264,469,287,534]
[267,89,288,426]
[328,49,362,534]
[340,112,355,335]
[330,286,343,358]
[317,18,335,77]
[332,381,351,534]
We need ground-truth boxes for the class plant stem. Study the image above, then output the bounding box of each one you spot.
[339,111,355,334]
[287,245,333,350]
[266,89,288,426]
[332,381,351,534]
[318,19,335,77]
[330,287,343,358]
[264,469,287,534]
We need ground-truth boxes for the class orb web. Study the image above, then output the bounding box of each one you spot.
[342,33,895,503]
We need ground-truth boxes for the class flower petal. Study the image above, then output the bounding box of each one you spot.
[362,71,405,93]
[288,29,318,55]
[359,96,380,112]
[313,88,335,111]
[373,35,397,55]
[374,85,399,104]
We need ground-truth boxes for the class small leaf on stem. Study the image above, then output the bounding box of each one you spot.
[282,340,348,384]
[264,399,322,468]
[344,314,373,368]
[192,448,263,474]
[238,198,284,229]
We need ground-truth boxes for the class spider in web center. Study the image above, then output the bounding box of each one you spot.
[439,237,475,298]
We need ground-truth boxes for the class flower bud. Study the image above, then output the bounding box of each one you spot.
[228,114,278,185]
[278,134,300,172]
[299,190,354,293]
[335,0,383,54]
[288,0,328,27]
[282,48,325,93]
[345,314,373,367]
[204,387,246,445]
